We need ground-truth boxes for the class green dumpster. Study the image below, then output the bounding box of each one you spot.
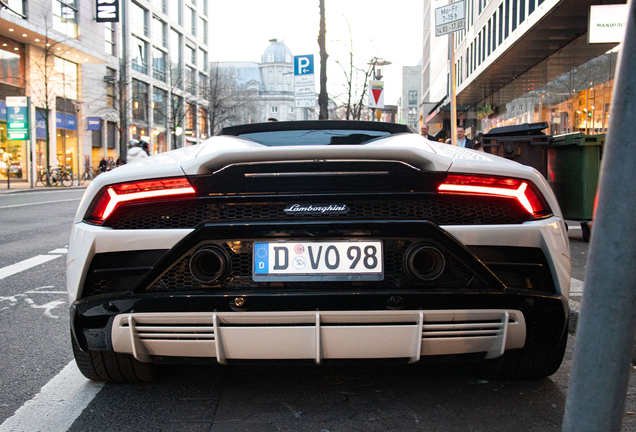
[547,132,603,220]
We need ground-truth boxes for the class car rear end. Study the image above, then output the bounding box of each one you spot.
[67,122,570,381]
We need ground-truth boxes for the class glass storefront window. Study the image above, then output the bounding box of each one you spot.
[0,37,24,87]
[56,129,77,171]
[476,35,618,136]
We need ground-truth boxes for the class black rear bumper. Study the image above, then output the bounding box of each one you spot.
[71,220,568,353]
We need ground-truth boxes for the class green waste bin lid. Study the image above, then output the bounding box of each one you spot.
[549,132,603,147]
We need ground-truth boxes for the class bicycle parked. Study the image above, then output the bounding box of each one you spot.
[36,166,75,187]
[79,169,95,185]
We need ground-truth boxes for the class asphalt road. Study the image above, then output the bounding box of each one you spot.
[1,188,636,431]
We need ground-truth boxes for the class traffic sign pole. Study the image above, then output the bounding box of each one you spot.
[435,0,464,146]
[294,55,316,111]
[450,31,457,146]
[29,97,36,189]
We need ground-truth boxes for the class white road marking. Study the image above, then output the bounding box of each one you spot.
[23,298,66,319]
[0,197,81,209]
[0,286,66,316]
[48,248,68,254]
[570,278,584,294]
[0,361,103,432]
[0,255,62,280]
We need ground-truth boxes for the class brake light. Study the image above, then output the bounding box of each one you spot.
[438,174,549,216]
[86,177,195,224]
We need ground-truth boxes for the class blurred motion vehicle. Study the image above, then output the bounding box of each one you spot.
[67,121,570,382]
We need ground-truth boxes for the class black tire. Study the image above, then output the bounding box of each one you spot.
[581,221,591,243]
[478,323,568,380]
[71,335,157,382]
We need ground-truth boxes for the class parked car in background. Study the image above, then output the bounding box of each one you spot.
[67,120,570,382]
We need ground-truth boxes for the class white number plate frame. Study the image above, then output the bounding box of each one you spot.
[253,240,384,282]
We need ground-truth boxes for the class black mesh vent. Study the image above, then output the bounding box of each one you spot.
[146,240,486,293]
[105,196,530,230]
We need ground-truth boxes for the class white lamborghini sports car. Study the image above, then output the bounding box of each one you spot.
[67,121,570,382]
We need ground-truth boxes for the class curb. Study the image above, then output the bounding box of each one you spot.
[0,185,88,194]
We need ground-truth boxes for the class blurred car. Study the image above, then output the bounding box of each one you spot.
[67,120,570,382]
[9,162,22,178]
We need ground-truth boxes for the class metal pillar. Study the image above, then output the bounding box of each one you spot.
[562,2,636,430]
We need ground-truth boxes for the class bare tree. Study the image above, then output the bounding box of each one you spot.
[332,19,374,121]
[206,64,259,133]
[20,15,65,185]
[318,0,329,119]
[167,63,189,150]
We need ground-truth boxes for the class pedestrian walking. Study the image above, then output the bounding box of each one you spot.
[456,126,474,149]
[420,124,435,141]
[98,157,108,173]
[126,139,148,164]
[107,156,115,171]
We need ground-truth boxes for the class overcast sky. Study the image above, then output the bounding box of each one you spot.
[209,0,424,106]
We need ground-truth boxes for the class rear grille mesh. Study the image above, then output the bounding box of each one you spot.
[147,240,486,293]
[105,197,530,230]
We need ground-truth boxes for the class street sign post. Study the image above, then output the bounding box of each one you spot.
[434,0,466,36]
[368,80,385,109]
[294,55,316,109]
[435,0,465,146]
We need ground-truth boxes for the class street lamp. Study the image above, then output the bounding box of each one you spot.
[367,57,391,121]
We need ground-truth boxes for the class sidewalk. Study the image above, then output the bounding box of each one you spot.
[0,179,89,194]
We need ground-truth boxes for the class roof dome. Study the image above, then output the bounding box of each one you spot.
[261,39,293,63]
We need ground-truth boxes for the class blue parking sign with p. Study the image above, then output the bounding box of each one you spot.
[294,55,314,75]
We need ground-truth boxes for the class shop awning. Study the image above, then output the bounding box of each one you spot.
[456,0,622,108]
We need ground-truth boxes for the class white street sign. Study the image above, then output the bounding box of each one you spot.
[6,96,27,107]
[294,75,315,87]
[295,96,316,108]
[295,85,315,96]
[435,1,466,36]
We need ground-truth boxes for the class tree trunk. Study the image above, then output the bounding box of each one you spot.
[318,0,329,119]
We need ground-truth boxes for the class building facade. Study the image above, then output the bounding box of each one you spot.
[115,0,211,163]
[422,0,624,140]
[213,39,318,128]
[397,65,422,130]
[0,0,108,183]
[0,0,211,184]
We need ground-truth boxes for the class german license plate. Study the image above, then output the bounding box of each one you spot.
[253,240,383,282]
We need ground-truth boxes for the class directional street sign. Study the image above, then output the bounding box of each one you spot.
[294,54,316,108]
[435,0,466,36]
[6,96,29,141]
[294,55,314,75]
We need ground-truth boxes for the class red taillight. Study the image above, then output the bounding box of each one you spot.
[86,177,195,224]
[438,174,550,216]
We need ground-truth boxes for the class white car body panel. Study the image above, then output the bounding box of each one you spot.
[67,125,570,374]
